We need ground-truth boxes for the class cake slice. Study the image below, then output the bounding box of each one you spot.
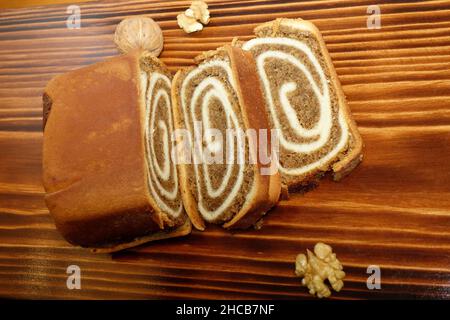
[171,45,281,230]
[43,50,190,252]
[242,18,363,191]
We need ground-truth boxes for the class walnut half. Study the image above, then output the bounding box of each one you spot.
[177,0,210,34]
[177,13,203,34]
[186,0,210,25]
[295,242,345,298]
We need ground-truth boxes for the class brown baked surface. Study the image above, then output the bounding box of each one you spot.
[90,218,192,253]
[43,51,187,249]
[222,46,281,229]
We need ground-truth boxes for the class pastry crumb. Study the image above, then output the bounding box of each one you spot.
[253,218,264,230]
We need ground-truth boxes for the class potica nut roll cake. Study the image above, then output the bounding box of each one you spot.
[242,19,363,191]
[171,46,282,231]
[43,51,191,252]
[42,18,363,251]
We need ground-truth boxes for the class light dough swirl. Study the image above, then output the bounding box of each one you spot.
[180,59,248,222]
[243,37,349,176]
[144,72,183,218]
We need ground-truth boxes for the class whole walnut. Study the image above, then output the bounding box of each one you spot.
[114,16,163,56]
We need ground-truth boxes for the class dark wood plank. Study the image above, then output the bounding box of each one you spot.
[0,0,449,299]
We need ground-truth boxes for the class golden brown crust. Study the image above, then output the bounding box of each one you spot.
[90,219,192,253]
[222,46,281,229]
[43,51,188,249]
[45,175,162,247]
[193,46,228,65]
[139,51,172,76]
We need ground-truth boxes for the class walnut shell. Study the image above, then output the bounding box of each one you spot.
[114,16,163,56]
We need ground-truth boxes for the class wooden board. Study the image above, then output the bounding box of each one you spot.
[1,0,449,299]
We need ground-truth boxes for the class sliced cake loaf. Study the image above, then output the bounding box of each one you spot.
[242,18,363,191]
[171,46,281,230]
[43,50,190,252]
[140,53,186,226]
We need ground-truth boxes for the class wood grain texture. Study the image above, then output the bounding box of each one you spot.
[0,0,93,10]
[0,0,450,299]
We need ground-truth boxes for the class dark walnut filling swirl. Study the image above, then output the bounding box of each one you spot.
[143,71,183,219]
[243,37,349,183]
[179,58,255,224]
